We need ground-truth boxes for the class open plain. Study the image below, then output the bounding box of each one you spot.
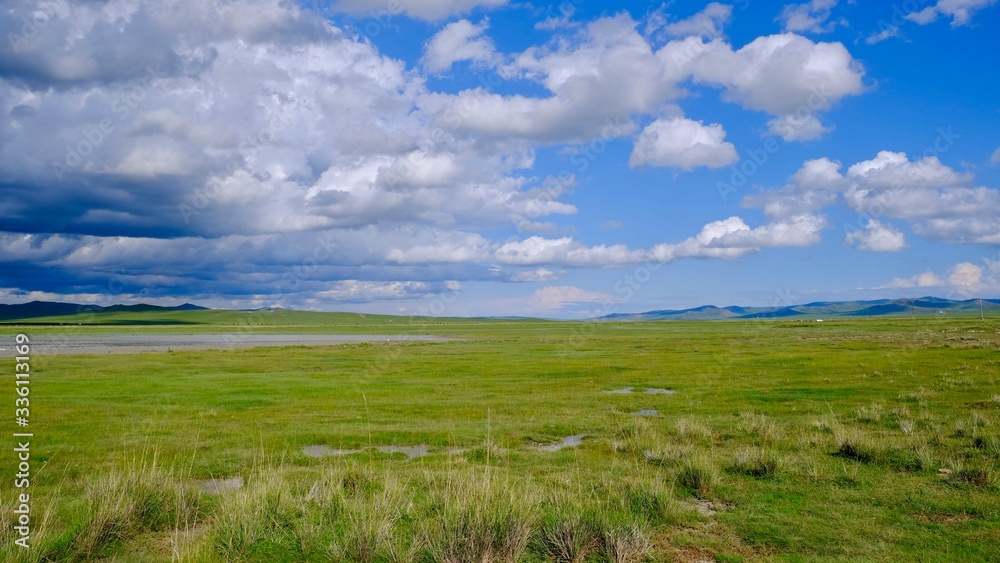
[1,309,998,561]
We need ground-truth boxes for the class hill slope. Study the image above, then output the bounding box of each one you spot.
[600,297,1000,321]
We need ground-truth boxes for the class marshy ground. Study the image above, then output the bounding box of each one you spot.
[1,312,998,561]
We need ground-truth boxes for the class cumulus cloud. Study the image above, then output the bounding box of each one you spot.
[778,0,841,33]
[913,217,1000,244]
[949,262,985,293]
[315,280,462,302]
[651,215,828,262]
[790,157,850,190]
[865,25,901,44]
[430,16,863,144]
[494,236,648,268]
[432,14,676,143]
[629,116,738,169]
[878,262,992,295]
[660,3,733,38]
[991,147,1000,166]
[879,272,944,289]
[766,113,831,141]
[906,0,997,27]
[685,33,864,117]
[745,150,1000,246]
[530,285,613,310]
[845,220,907,252]
[507,268,562,282]
[330,0,507,21]
[0,1,876,309]
[422,19,500,73]
[491,213,828,269]
[845,151,970,189]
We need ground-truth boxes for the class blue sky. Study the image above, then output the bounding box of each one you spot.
[1,0,998,317]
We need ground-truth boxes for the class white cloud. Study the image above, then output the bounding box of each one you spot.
[652,214,828,261]
[766,113,832,141]
[686,33,865,118]
[494,236,647,268]
[492,213,828,269]
[991,147,1000,166]
[778,0,841,33]
[865,25,901,44]
[906,0,997,27]
[949,262,985,293]
[744,189,839,219]
[845,151,970,189]
[742,157,845,218]
[531,285,613,310]
[878,262,994,294]
[422,19,499,73]
[790,157,850,190]
[629,116,738,170]
[434,14,675,143]
[331,0,507,21]
[744,150,1000,247]
[914,217,1000,244]
[315,280,460,302]
[845,219,907,252]
[508,268,561,282]
[385,232,491,264]
[536,5,577,31]
[430,17,864,144]
[879,272,944,289]
[661,3,733,38]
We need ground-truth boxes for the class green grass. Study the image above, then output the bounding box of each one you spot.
[1,315,999,561]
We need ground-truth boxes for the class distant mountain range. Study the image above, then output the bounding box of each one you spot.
[0,301,207,322]
[0,297,996,323]
[599,297,1000,321]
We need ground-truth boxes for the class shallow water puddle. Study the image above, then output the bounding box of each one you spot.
[633,409,659,416]
[537,433,587,452]
[605,387,634,394]
[376,445,429,458]
[302,444,430,459]
[195,476,243,494]
[302,445,364,458]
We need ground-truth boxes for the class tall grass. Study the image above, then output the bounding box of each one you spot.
[211,470,296,559]
[74,457,201,557]
[419,472,534,563]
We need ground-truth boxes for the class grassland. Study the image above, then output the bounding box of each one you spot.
[1,312,999,561]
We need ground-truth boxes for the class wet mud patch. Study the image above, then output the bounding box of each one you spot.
[536,433,587,452]
[194,476,243,494]
[302,444,431,459]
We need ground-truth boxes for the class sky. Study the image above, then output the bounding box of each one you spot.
[1,0,999,318]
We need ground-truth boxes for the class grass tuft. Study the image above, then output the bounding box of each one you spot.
[676,456,720,498]
[73,460,200,557]
[729,448,783,479]
[538,510,600,563]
